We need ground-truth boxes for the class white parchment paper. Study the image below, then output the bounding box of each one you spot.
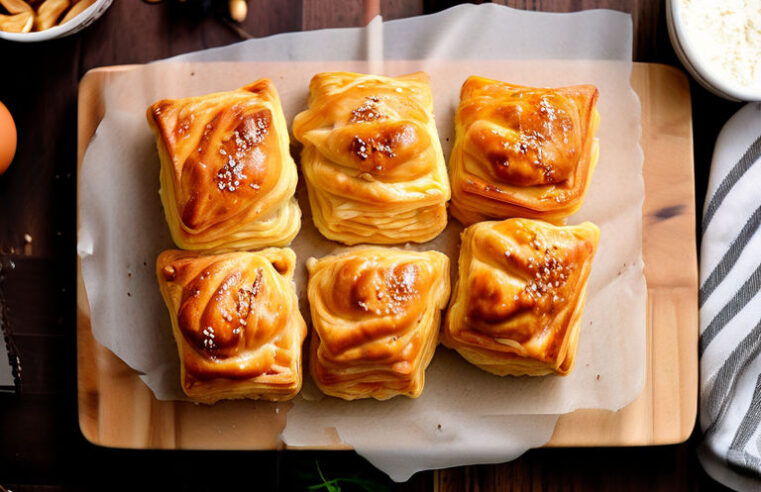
[77,4,645,481]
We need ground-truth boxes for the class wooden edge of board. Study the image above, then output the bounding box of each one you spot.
[549,63,698,447]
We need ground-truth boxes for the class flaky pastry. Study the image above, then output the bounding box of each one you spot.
[450,76,600,225]
[443,218,599,376]
[307,247,450,399]
[147,79,300,251]
[156,248,307,403]
[293,72,450,245]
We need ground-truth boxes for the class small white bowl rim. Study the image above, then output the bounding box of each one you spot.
[668,0,761,101]
[0,0,109,42]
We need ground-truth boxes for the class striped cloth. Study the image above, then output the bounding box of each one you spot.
[699,102,761,491]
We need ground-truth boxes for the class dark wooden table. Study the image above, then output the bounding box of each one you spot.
[0,1,740,490]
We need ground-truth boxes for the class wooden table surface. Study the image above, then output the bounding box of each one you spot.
[0,1,738,490]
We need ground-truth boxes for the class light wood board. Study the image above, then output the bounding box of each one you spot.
[76,62,697,449]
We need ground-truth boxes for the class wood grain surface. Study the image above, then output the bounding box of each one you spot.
[0,1,736,490]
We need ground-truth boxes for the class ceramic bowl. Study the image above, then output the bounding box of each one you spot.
[0,0,112,42]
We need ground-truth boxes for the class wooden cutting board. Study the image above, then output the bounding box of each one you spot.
[76,62,697,449]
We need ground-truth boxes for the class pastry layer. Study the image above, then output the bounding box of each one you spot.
[450,76,600,225]
[156,248,307,403]
[443,218,599,376]
[293,72,450,245]
[307,246,450,399]
[147,79,300,250]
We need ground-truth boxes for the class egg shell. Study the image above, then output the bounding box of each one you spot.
[0,100,17,175]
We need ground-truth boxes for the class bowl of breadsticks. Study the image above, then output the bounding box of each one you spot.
[0,0,112,41]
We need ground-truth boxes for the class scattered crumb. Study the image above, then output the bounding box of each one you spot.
[127,272,132,278]
[275,407,280,414]
[127,292,131,297]
[596,374,600,380]
[436,424,442,431]
[24,234,32,243]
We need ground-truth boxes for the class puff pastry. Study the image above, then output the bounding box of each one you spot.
[449,76,600,225]
[156,248,307,403]
[147,79,301,251]
[307,247,450,400]
[292,72,450,245]
[443,218,599,376]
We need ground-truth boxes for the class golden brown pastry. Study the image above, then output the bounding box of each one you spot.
[292,72,450,245]
[147,79,300,251]
[156,248,307,403]
[307,247,450,400]
[449,76,600,225]
[443,218,599,376]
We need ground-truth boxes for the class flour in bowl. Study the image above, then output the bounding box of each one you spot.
[679,0,761,90]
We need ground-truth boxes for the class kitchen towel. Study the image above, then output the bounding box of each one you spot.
[699,101,761,491]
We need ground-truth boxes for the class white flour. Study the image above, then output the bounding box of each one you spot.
[679,0,761,90]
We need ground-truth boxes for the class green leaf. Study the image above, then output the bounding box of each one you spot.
[303,460,390,492]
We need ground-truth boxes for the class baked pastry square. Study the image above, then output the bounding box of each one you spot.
[307,246,450,400]
[147,79,300,251]
[293,72,450,245]
[443,218,599,376]
[156,248,307,403]
[450,76,600,225]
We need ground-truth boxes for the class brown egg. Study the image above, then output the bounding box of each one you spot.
[0,101,17,176]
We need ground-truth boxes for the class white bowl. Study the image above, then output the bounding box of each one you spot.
[667,0,761,102]
[0,0,112,42]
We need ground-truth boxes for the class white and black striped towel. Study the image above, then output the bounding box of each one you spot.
[699,102,761,491]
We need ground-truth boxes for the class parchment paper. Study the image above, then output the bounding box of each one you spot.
[77,4,644,481]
